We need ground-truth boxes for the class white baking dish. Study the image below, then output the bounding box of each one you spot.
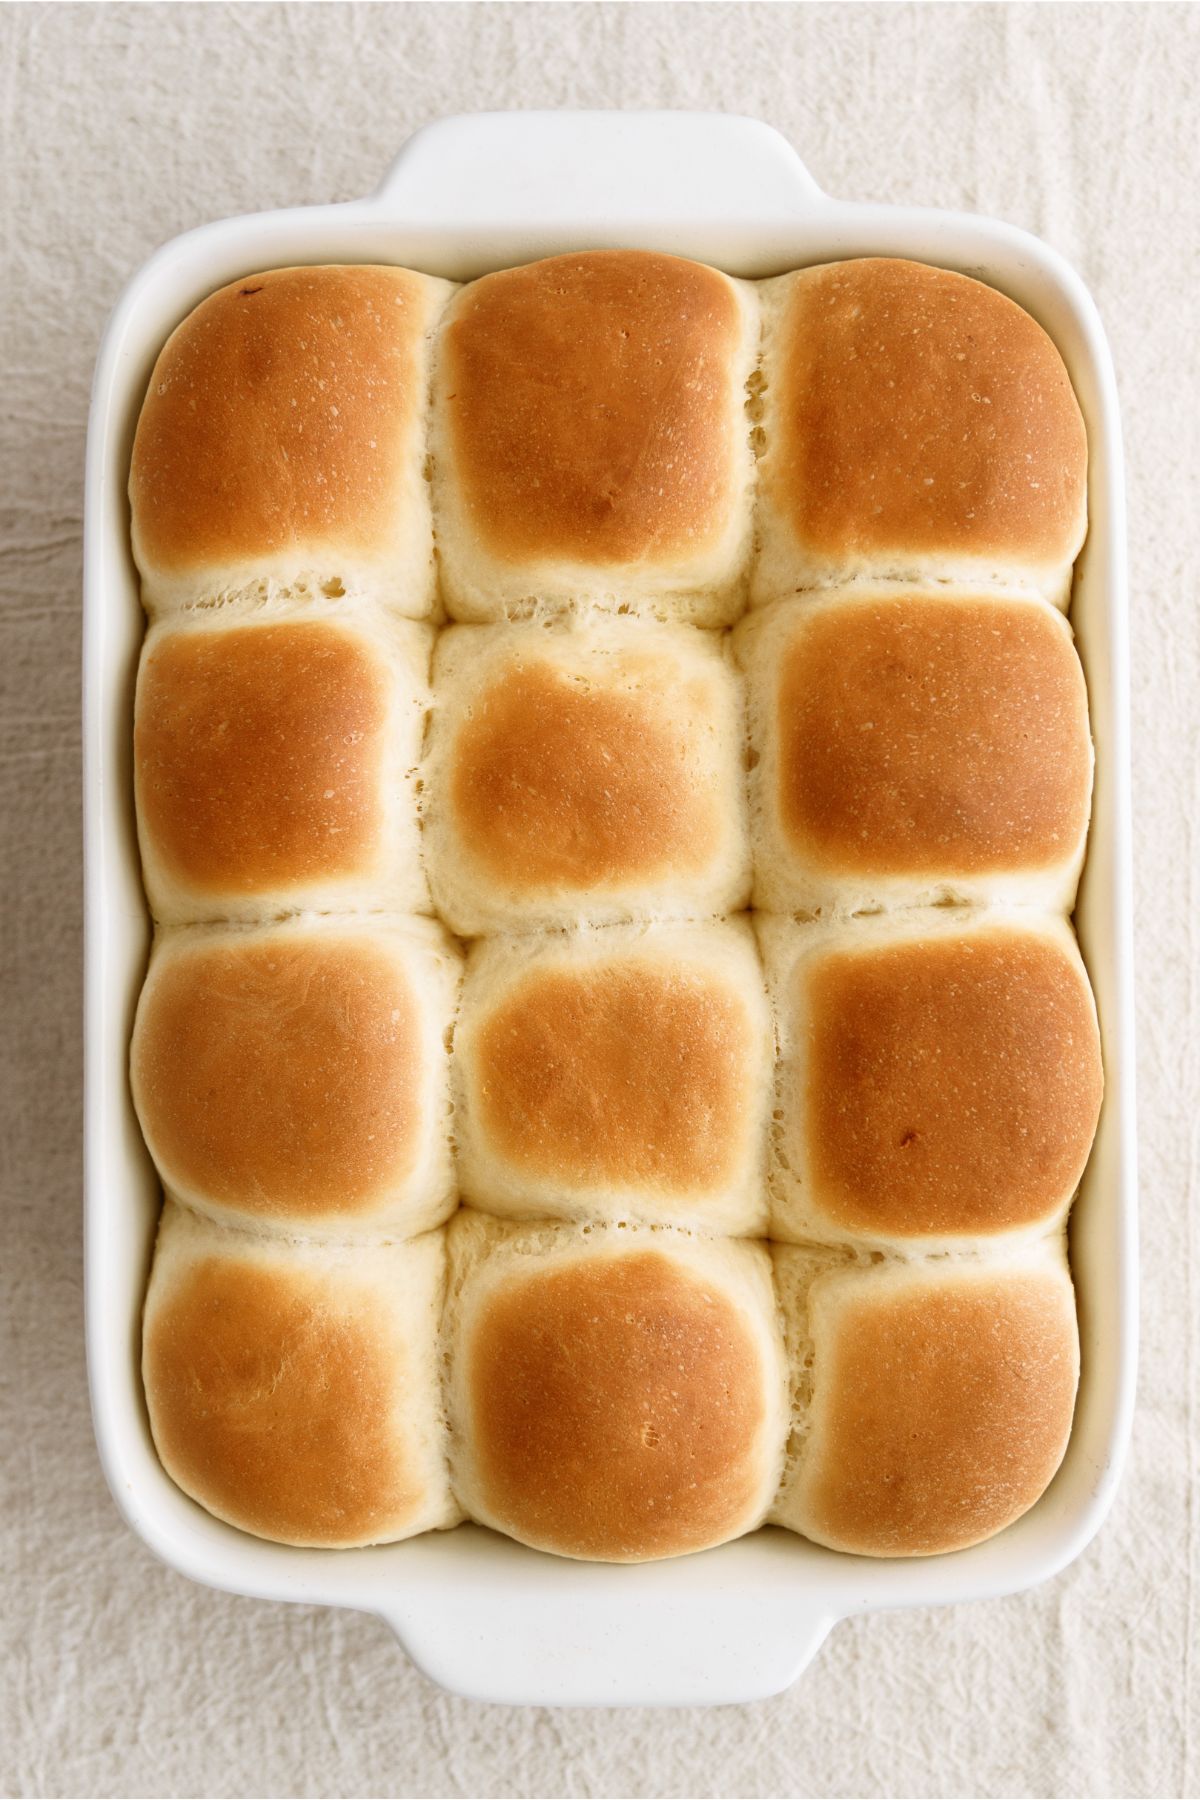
[83,111,1136,1708]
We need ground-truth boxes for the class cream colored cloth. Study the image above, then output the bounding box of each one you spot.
[1,4,1196,1795]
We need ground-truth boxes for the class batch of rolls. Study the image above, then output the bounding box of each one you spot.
[129,250,1101,1563]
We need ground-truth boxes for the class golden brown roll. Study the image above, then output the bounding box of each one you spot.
[134,602,430,923]
[771,1242,1079,1556]
[128,249,1099,1571]
[444,1211,788,1562]
[760,909,1103,1250]
[131,917,461,1235]
[453,920,771,1234]
[423,617,750,935]
[143,1203,460,1547]
[130,264,454,617]
[430,250,758,624]
[754,259,1088,607]
[737,586,1093,914]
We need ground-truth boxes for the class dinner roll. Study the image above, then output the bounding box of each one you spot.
[737,587,1093,914]
[453,920,771,1234]
[444,1211,787,1561]
[130,264,453,617]
[143,1203,459,1547]
[771,1241,1079,1556]
[423,618,750,935]
[430,250,758,624]
[132,916,460,1236]
[134,602,430,923]
[754,259,1088,607]
[760,909,1102,1250]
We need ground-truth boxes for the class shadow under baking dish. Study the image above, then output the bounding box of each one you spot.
[83,109,1136,1707]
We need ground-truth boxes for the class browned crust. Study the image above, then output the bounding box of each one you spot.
[448,658,721,892]
[775,595,1091,875]
[466,1251,767,1559]
[767,259,1087,566]
[131,265,434,573]
[440,251,745,564]
[135,621,387,896]
[471,962,755,1193]
[133,935,421,1217]
[802,931,1102,1236]
[805,1271,1078,1554]
[144,1258,421,1545]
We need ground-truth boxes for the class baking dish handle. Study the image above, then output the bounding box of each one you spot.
[370,110,828,240]
[374,1531,837,1707]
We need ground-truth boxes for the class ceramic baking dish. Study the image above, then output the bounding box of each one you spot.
[83,110,1136,1707]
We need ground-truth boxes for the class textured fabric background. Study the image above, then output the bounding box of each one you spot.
[1,4,1196,1796]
